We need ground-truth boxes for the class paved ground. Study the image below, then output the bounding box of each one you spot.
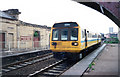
[83,44,119,76]
[61,44,106,77]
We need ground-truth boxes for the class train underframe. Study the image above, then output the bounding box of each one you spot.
[52,42,101,60]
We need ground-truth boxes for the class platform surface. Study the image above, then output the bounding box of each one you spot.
[83,44,118,76]
[61,44,106,77]
[0,49,49,58]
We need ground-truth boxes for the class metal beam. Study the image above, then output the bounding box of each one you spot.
[73,1,120,28]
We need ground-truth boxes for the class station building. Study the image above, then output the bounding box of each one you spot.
[0,9,51,51]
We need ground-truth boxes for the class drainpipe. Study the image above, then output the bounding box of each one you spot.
[16,21,20,50]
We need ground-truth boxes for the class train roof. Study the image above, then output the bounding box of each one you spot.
[52,21,101,35]
[53,22,78,28]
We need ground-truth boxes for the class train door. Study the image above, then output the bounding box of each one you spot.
[84,29,87,48]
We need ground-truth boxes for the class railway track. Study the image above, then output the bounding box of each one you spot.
[2,53,53,74]
[2,44,102,76]
[2,50,51,66]
[28,59,77,77]
[27,44,102,77]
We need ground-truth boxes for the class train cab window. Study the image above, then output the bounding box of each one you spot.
[70,28,78,41]
[61,29,68,41]
[52,29,59,41]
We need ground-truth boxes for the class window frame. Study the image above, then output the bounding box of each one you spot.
[70,28,78,41]
[52,29,59,41]
[61,28,69,41]
[52,28,78,41]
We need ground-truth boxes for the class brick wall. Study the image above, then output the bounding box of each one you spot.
[99,2,120,20]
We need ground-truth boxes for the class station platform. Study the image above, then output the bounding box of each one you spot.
[60,44,119,77]
[1,49,51,67]
[0,49,49,58]
[83,44,118,76]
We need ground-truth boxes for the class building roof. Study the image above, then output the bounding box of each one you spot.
[0,10,17,20]
[19,20,51,29]
[3,9,21,15]
[0,9,51,29]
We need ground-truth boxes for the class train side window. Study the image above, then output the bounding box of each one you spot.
[89,33,91,38]
[92,34,97,38]
[92,35,94,38]
[90,33,92,38]
[95,34,97,38]
[88,33,90,38]
[98,35,101,38]
[52,29,59,41]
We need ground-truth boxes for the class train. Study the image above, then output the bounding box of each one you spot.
[50,22,101,60]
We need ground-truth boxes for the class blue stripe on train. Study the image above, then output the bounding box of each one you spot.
[81,39,100,43]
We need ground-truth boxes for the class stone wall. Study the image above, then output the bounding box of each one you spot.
[0,18,51,50]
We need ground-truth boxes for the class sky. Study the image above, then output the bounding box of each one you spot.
[0,0,118,34]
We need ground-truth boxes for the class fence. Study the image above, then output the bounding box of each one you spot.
[0,41,50,51]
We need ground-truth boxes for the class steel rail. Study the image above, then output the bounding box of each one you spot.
[2,53,53,73]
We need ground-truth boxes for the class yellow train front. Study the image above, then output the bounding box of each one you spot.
[50,22,101,60]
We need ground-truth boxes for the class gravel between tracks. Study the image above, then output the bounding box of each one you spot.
[3,58,59,76]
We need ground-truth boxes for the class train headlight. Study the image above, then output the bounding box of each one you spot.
[52,42,57,45]
[72,42,78,46]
